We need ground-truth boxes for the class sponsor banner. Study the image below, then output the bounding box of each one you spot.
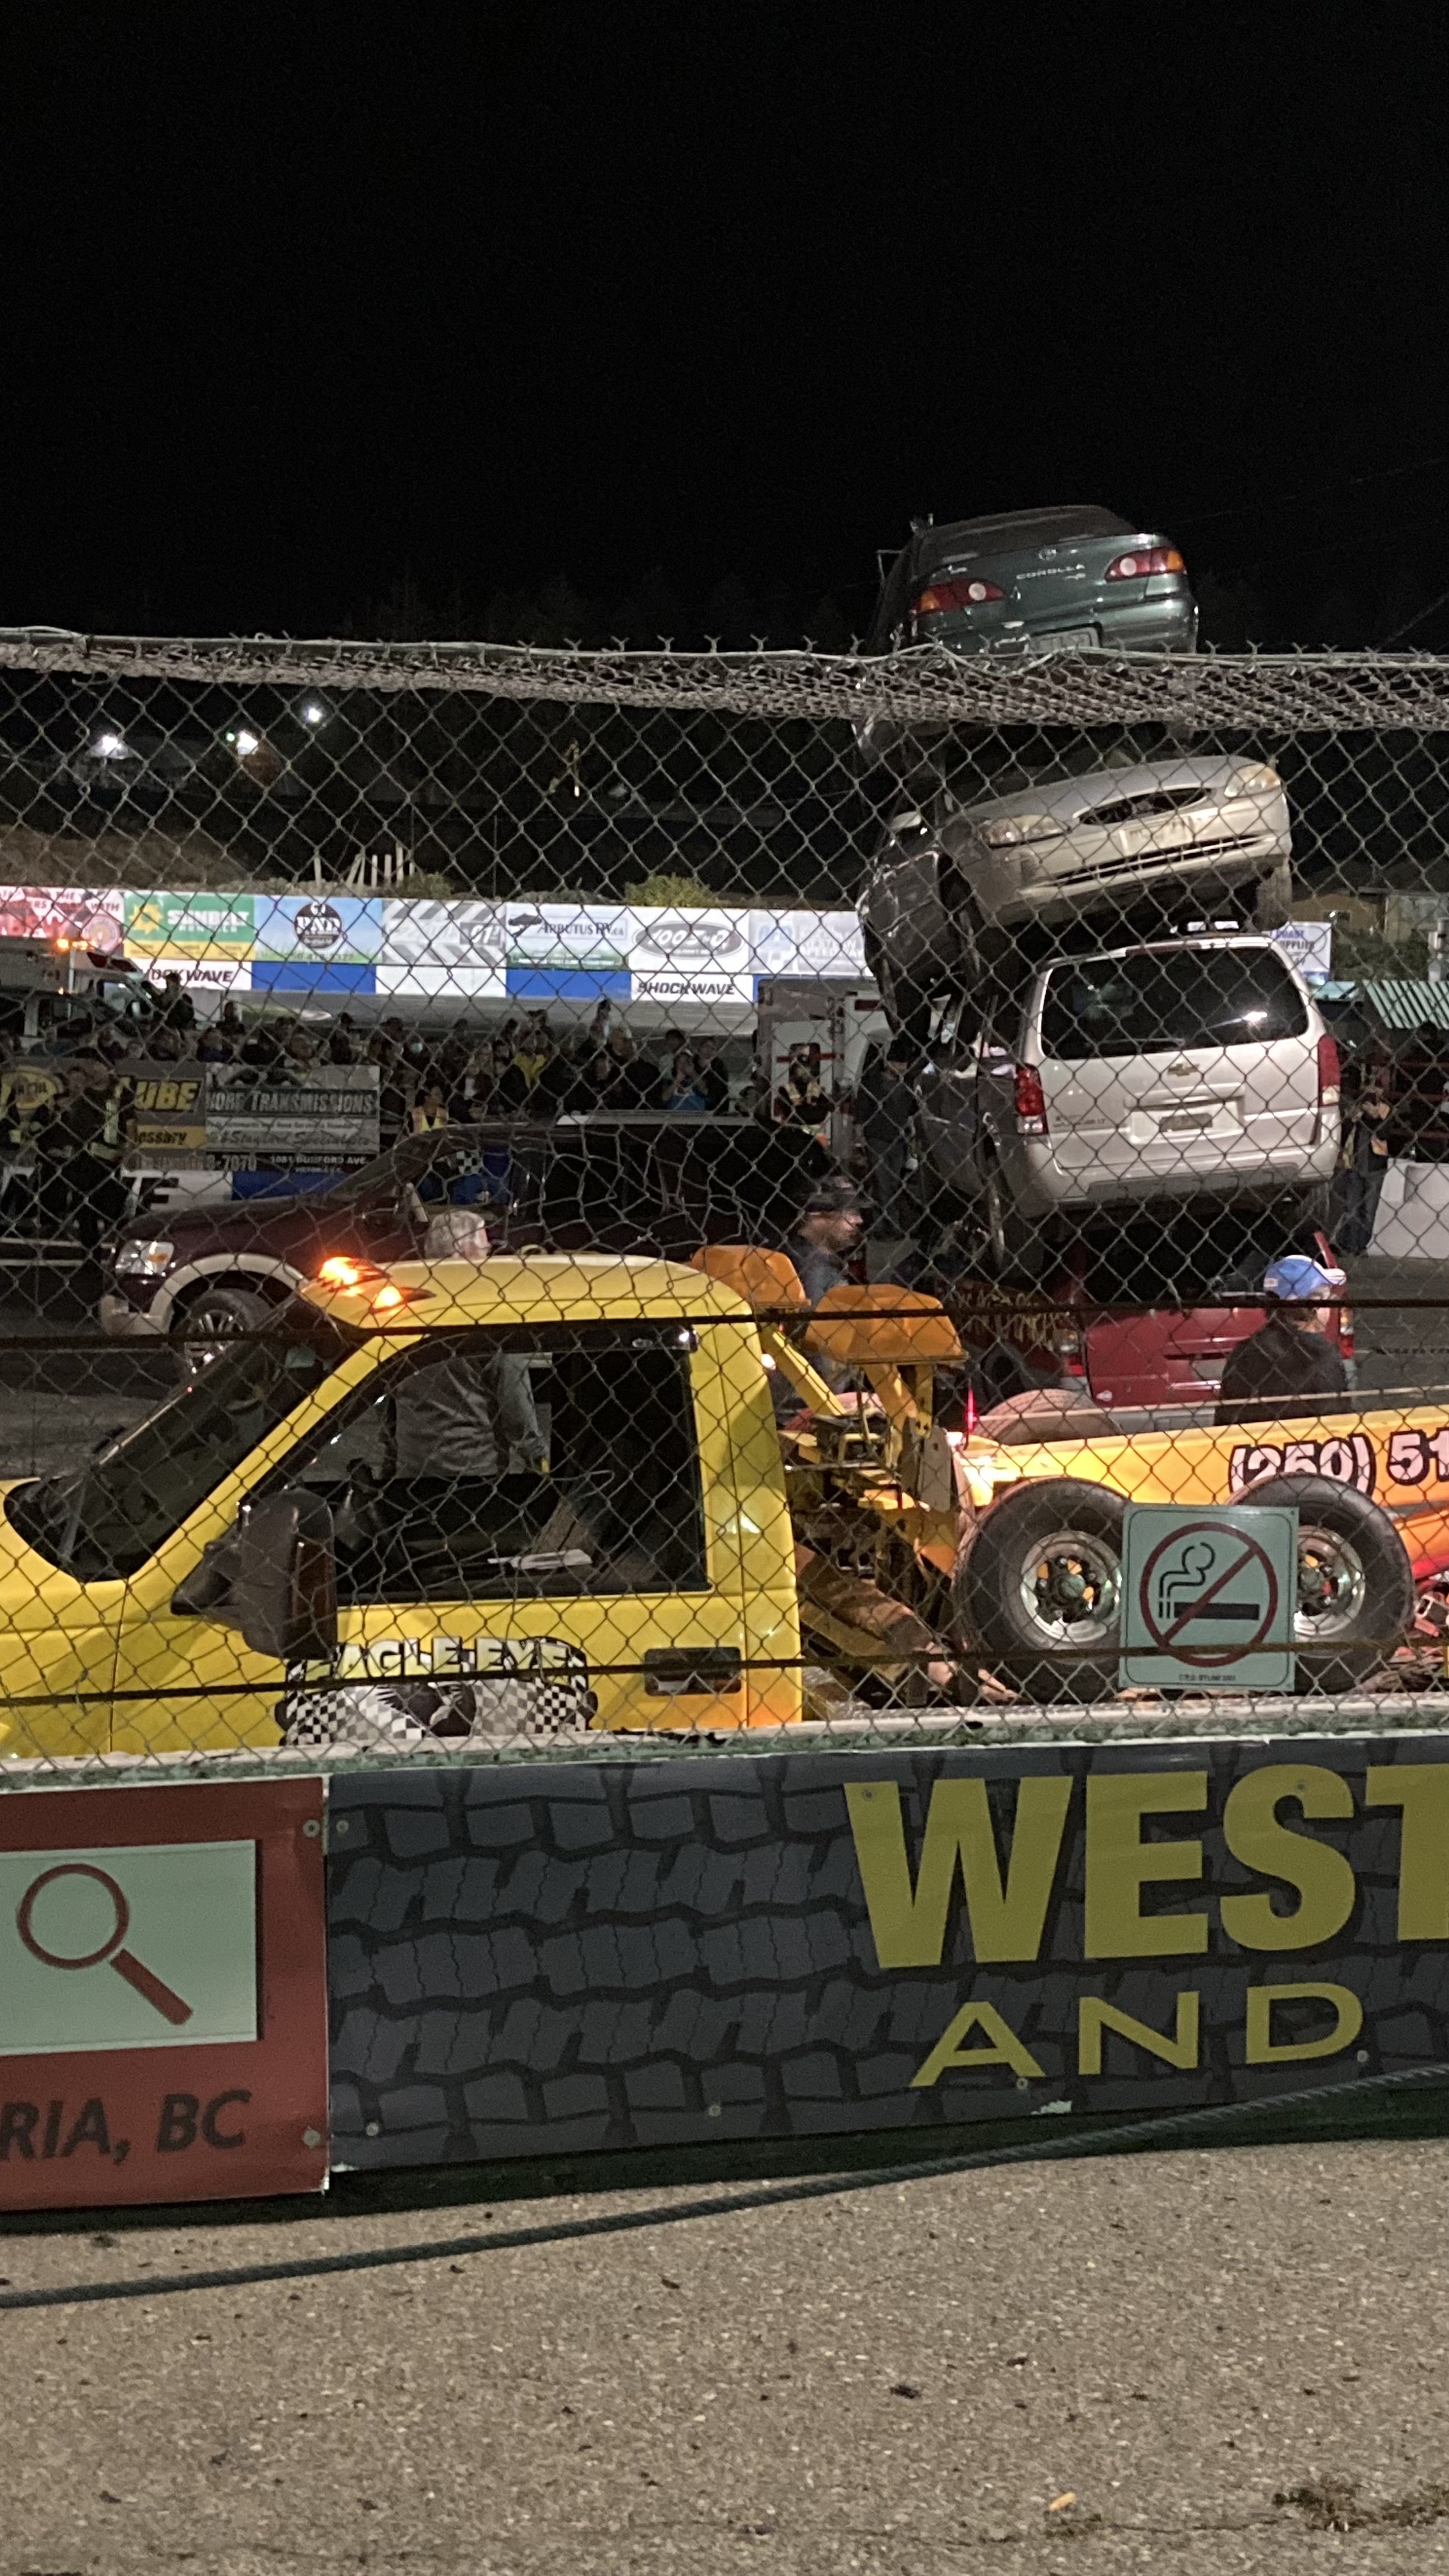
[506,903,633,972]
[251,894,385,965]
[326,1736,1449,2169]
[627,907,755,1006]
[749,908,870,981]
[0,886,125,953]
[123,1061,208,1158]
[375,962,508,1002]
[1272,920,1333,983]
[0,1778,326,2209]
[145,957,250,997]
[0,1061,65,1127]
[505,967,632,1001]
[204,1064,379,1158]
[379,899,508,986]
[250,962,378,995]
[123,892,256,960]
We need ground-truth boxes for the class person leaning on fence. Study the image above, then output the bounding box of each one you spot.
[1337,1069,1391,1255]
[855,1039,916,1239]
[31,1058,130,1258]
[1214,1255,1351,1425]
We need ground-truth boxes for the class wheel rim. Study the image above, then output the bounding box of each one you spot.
[181,1300,252,1370]
[1016,1528,1121,1649]
[1294,1525,1368,1644]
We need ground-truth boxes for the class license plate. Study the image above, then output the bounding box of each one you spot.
[1158,1108,1216,1135]
[1113,809,1196,857]
[1033,627,1098,655]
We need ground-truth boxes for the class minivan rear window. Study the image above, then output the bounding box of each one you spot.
[1039,949,1307,1062]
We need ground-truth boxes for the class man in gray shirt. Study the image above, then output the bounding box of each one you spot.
[394,1345,547,1479]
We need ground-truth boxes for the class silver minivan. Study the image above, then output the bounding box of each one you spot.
[916,937,1340,1276]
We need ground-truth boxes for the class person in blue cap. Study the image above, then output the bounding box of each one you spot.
[1215,1254,1350,1425]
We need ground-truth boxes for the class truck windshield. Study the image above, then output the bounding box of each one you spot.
[5,1321,348,1583]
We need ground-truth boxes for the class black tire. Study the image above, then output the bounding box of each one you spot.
[955,1476,1126,1703]
[172,1282,277,1377]
[983,1159,1050,1285]
[1239,1473,1414,1692]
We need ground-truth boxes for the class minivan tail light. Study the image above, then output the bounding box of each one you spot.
[1337,1303,1355,1362]
[914,576,1005,613]
[1105,544,1186,581]
[1317,1034,1341,1108]
[1014,1064,1048,1134]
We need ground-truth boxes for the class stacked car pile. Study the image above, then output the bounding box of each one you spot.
[857,504,1340,1312]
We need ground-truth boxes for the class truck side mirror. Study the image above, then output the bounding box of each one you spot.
[229,1490,338,1664]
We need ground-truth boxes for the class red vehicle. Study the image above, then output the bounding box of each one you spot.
[939,1207,1351,1417]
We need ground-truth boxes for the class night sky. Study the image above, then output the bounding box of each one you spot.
[5,4,1447,647]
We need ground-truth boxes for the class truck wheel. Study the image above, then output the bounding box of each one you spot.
[955,1476,1125,1703]
[173,1283,275,1377]
[1238,1473,1414,1692]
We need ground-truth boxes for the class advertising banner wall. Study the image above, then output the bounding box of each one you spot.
[749,908,870,981]
[107,1062,378,1169]
[123,892,256,960]
[250,895,384,995]
[326,1735,1449,2172]
[0,1778,327,2209]
[204,1064,379,1160]
[0,886,124,953]
[123,1061,208,1161]
[80,884,874,1008]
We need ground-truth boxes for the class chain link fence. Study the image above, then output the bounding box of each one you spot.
[4,629,1449,1774]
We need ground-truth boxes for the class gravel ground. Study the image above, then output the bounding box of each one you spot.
[0,2133,1445,2576]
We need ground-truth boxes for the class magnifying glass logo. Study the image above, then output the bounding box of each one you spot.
[17,1863,193,2027]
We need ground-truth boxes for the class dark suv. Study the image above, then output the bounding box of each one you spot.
[100,1116,838,1360]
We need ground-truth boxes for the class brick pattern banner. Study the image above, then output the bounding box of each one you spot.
[326,1738,1449,2172]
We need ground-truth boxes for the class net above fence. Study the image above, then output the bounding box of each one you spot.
[2,633,1449,1774]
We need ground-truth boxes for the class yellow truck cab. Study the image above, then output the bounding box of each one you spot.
[0,1255,803,1761]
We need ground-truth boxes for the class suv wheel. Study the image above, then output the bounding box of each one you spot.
[174,1282,275,1377]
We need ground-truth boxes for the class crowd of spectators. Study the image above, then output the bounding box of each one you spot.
[132,982,748,1140]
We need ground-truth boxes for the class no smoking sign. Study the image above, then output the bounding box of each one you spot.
[1121,1504,1299,1690]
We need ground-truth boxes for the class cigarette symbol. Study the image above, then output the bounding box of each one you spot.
[16,1863,193,2027]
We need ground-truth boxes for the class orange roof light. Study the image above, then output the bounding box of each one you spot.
[313,1255,429,1315]
[316,1255,369,1289]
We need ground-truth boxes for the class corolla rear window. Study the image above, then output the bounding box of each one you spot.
[1039,949,1307,1062]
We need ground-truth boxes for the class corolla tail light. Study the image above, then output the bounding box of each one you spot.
[1104,545,1186,580]
[914,576,1005,613]
[1013,1064,1048,1135]
[1317,1034,1342,1108]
